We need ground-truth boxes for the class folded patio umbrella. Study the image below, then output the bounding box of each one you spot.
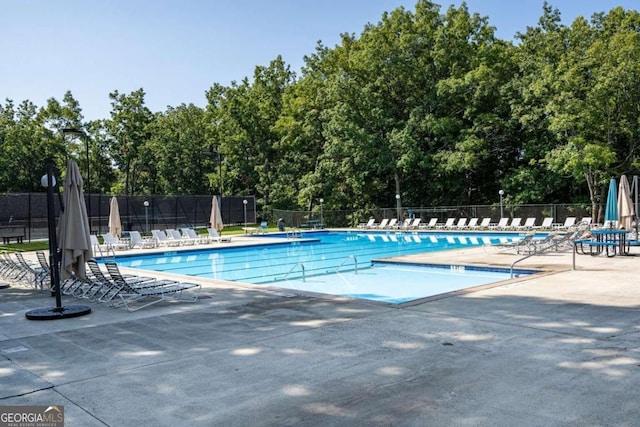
[618,175,635,230]
[604,178,618,228]
[108,196,122,237]
[58,160,93,281]
[210,195,224,232]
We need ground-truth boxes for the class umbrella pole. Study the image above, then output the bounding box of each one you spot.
[26,163,91,320]
[635,176,639,239]
[46,164,62,308]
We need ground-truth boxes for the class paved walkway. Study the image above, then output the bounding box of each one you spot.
[1,238,639,426]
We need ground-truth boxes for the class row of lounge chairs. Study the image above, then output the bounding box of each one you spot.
[1,249,200,312]
[0,250,50,289]
[62,259,201,312]
[358,216,591,231]
[488,230,590,255]
[91,228,231,253]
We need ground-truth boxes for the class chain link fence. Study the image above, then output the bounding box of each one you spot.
[273,203,595,229]
[0,193,256,241]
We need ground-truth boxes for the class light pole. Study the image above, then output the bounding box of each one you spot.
[243,199,248,227]
[63,128,90,233]
[499,189,505,218]
[319,198,324,228]
[396,194,401,220]
[144,200,149,232]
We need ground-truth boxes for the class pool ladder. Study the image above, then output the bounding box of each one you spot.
[336,255,358,274]
[284,262,306,282]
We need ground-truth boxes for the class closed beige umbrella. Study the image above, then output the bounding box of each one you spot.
[58,160,93,281]
[210,195,224,232]
[108,196,122,237]
[618,175,635,230]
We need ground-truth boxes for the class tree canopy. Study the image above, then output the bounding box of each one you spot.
[2,1,639,220]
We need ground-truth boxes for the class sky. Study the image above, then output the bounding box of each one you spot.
[2,0,638,122]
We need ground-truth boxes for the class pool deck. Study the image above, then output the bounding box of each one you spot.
[2,233,640,425]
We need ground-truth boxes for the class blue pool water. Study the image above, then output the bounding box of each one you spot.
[113,231,536,303]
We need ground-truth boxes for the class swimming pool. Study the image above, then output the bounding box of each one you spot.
[112,231,538,303]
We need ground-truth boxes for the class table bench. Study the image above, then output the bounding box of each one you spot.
[0,226,26,244]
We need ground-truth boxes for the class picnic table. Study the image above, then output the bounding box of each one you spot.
[576,228,630,257]
[0,225,26,244]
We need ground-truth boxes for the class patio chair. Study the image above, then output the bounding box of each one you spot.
[167,229,197,245]
[419,218,438,229]
[386,218,398,229]
[358,218,376,229]
[477,218,492,229]
[534,217,554,230]
[207,228,232,243]
[181,228,210,244]
[399,218,412,229]
[0,251,26,283]
[406,218,422,229]
[520,217,537,229]
[552,217,576,230]
[129,231,156,249]
[465,218,479,229]
[151,229,181,247]
[506,217,522,230]
[104,260,201,312]
[35,251,51,290]
[82,259,156,302]
[101,233,130,250]
[454,218,467,229]
[437,218,455,229]
[488,232,537,254]
[376,219,390,229]
[489,218,509,230]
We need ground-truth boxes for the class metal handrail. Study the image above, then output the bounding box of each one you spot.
[336,255,358,274]
[284,262,305,282]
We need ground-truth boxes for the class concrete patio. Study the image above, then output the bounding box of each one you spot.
[1,240,639,426]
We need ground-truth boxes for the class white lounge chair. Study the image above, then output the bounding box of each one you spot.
[507,218,522,230]
[534,217,554,230]
[358,218,376,229]
[553,217,576,230]
[520,217,537,229]
[399,218,412,229]
[490,218,509,230]
[101,233,130,250]
[437,218,455,229]
[207,228,232,243]
[454,218,467,229]
[478,218,492,229]
[420,218,438,229]
[386,218,398,229]
[466,218,478,229]
[167,229,197,245]
[128,231,156,249]
[376,219,390,229]
[406,218,422,229]
[181,228,210,244]
[151,229,181,247]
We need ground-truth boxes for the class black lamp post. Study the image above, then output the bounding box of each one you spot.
[63,128,90,233]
